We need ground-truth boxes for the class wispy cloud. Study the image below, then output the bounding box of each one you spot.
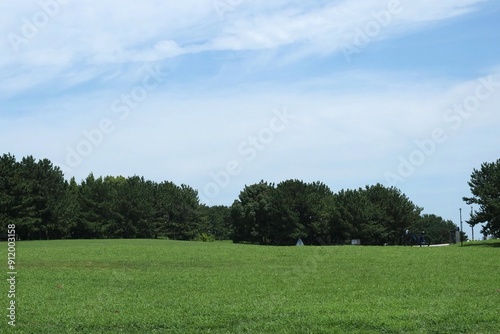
[0,0,488,98]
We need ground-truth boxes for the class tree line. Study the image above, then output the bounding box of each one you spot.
[3,153,497,244]
[0,154,231,241]
[230,180,456,245]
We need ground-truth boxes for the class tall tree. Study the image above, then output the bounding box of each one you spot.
[271,180,333,245]
[32,157,68,239]
[416,214,457,244]
[109,176,156,238]
[0,153,20,237]
[153,182,202,240]
[62,177,82,238]
[231,181,274,244]
[364,184,422,245]
[463,159,500,238]
[78,173,118,238]
[0,155,68,240]
[198,205,232,240]
[153,181,178,238]
[175,184,202,240]
[333,188,376,244]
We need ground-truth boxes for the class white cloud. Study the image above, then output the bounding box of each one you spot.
[0,0,488,93]
[0,0,494,113]
[3,67,496,197]
[97,40,187,63]
[203,0,486,55]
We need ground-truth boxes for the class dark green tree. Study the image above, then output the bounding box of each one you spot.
[78,173,119,238]
[231,181,274,244]
[271,180,333,245]
[333,188,377,245]
[0,155,67,240]
[153,181,178,238]
[416,214,457,244]
[174,184,202,240]
[61,177,82,238]
[153,182,201,240]
[110,176,156,238]
[463,159,500,238]
[0,153,20,238]
[197,205,232,240]
[364,184,422,245]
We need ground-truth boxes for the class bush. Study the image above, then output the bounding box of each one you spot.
[195,233,215,242]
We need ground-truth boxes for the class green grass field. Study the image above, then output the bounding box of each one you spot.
[2,239,499,333]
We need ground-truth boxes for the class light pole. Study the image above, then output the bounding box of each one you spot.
[470,206,474,241]
[459,208,463,246]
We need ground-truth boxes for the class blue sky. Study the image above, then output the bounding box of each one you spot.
[1,0,499,239]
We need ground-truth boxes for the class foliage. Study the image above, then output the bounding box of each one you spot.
[1,153,459,244]
[415,214,457,244]
[231,181,274,244]
[463,158,500,238]
[194,232,216,242]
[231,181,429,246]
[364,184,422,244]
[231,180,337,245]
[0,154,211,241]
[197,205,232,240]
[0,154,67,240]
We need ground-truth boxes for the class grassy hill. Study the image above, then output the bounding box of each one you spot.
[2,239,499,333]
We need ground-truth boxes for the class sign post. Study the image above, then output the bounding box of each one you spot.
[459,208,463,246]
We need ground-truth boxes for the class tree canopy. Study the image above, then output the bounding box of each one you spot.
[1,153,459,244]
[0,154,231,241]
[229,180,443,245]
[463,158,500,238]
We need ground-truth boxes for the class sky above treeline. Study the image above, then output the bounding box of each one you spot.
[1,0,499,238]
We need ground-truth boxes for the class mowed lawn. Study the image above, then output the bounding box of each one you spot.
[2,239,499,333]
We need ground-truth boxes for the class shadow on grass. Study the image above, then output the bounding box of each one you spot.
[461,240,500,248]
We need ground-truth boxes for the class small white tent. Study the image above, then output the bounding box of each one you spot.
[296,238,304,246]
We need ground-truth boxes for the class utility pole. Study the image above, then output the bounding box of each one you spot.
[459,208,463,246]
[470,206,474,241]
